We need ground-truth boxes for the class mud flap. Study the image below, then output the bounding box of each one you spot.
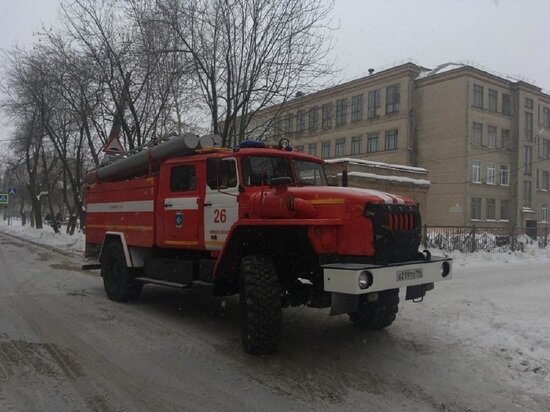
[330,293,359,316]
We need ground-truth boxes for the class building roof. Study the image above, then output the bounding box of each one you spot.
[325,157,428,174]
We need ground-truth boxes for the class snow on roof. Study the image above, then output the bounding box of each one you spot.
[338,171,430,186]
[326,157,428,174]
[416,62,466,80]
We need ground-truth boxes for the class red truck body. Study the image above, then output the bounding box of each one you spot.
[84,140,451,354]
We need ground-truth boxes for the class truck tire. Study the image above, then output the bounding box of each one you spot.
[101,241,143,302]
[349,289,399,330]
[239,255,281,355]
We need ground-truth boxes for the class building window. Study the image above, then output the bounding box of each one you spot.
[386,84,400,114]
[487,126,497,148]
[335,138,346,157]
[501,129,510,150]
[527,112,535,143]
[308,143,317,156]
[367,89,380,119]
[284,115,293,135]
[500,165,509,186]
[543,139,550,159]
[351,94,363,121]
[296,110,305,134]
[502,94,511,115]
[473,84,483,108]
[471,197,482,220]
[385,129,398,150]
[321,103,332,130]
[524,146,532,175]
[525,97,534,109]
[523,181,532,207]
[486,199,496,220]
[488,89,497,112]
[335,98,348,127]
[472,160,481,182]
[351,136,362,155]
[487,162,496,184]
[472,122,483,145]
[544,108,550,128]
[308,106,319,132]
[500,199,509,220]
[542,170,550,190]
[321,141,331,159]
[367,133,379,153]
[542,205,550,222]
[295,145,304,152]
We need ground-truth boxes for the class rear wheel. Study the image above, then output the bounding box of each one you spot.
[101,241,143,302]
[239,255,281,355]
[349,289,399,330]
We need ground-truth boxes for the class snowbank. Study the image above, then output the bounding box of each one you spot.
[0,218,85,257]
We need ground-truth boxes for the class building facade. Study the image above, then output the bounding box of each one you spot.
[250,62,550,228]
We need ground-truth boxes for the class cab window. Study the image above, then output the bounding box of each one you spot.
[242,156,293,186]
[206,158,237,190]
[170,165,196,192]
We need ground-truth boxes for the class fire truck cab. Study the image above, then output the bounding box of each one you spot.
[84,138,452,354]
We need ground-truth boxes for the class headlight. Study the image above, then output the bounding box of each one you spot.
[358,271,373,289]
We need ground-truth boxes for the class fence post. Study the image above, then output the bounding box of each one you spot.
[471,225,476,253]
[423,224,428,249]
[545,226,548,248]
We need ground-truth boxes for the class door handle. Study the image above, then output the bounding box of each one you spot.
[164,203,173,208]
[204,202,213,207]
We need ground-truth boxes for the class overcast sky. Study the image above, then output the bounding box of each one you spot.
[1,0,549,148]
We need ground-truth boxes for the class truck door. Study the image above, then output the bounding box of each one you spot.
[204,157,239,250]
[162,162,201,248]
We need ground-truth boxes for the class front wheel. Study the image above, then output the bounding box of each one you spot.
[239,255,281,355]
[101,241,143,302]
[348,289,399,330]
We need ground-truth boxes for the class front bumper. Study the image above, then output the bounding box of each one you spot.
[322,256,452,295]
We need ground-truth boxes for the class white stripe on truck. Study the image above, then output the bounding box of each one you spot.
[87,200,154,213]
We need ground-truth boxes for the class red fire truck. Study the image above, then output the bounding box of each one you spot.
[83,134,452,354]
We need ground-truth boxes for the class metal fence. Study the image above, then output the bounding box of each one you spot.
[422,225,549,253]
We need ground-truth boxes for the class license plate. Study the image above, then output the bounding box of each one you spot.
[396,268,423,281]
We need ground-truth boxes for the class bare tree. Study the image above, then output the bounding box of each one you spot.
[150,0,335,146]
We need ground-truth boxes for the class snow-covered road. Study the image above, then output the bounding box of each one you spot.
[0,228,549,411]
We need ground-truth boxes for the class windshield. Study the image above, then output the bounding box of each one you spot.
[242,156,293,186]
[293,159,327,186]
[242,155,327,186]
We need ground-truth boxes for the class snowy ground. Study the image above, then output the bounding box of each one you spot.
[0,218,85,257]
[0,219,549,411]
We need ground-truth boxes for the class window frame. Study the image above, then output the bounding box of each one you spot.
[367,133,379,153]
[472,160,481,183]
[335,98,348,128]
[488,89,498,112]
[486,162,496,185]
[473,84,484,109]
[500,165,509,186]
[351,135,362,155]
[351,94,364,122]
[367,89,380,119]
[471,197,482,220]
[486,198,496,220]
[385,129,398,151]
[385,84,401,114]
[472,122,483,145]
[335,138,346,157]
